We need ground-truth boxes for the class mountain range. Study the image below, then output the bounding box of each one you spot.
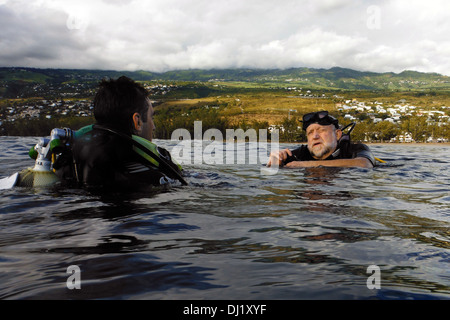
[1,66,449,91]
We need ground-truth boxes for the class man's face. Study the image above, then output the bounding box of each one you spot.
[138,100,155,141]
[306,123,342,159]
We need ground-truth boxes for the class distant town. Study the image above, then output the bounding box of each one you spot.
[1,69,449,142]
[0,82,179,135]
[335,98,449,143]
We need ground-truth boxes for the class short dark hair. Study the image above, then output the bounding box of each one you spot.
[93,76,149,135]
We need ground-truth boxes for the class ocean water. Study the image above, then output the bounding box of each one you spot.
[0,136,449,300]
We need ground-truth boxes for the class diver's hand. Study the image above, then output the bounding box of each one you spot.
[267,149,292,167]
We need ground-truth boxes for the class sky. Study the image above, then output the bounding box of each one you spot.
[1,0,450,75]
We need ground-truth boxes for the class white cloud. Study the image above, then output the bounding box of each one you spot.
[1,0,450,75]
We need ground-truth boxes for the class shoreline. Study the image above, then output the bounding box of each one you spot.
[1,135,449,146]
[279,141,449,146]
[365,142,450,146]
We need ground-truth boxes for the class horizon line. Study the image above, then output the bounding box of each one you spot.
[1,65,447,77]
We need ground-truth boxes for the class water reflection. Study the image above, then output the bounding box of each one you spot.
[19,253,226,300]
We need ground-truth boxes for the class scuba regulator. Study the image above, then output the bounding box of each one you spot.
[29,126,93,173]
[15,126,93,188]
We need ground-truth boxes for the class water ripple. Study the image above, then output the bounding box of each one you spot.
[0,139,449,299]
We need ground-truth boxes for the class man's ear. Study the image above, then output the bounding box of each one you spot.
[132,112,142,132]
[335,129,343,141]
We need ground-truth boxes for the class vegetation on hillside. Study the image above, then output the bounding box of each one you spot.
[2,66,450,91]
[1,67,449,142]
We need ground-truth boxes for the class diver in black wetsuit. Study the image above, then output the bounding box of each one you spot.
[267,111,375,168]
[55,76,184,190]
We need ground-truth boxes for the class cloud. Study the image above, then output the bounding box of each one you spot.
[0,1,91,67]
[1,0,450,75]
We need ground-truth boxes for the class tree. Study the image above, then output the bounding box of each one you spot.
[280,116,303,142]
[429,121,450,141]
[401,116,429,142]
[349,119,372,142]
[373,121,400,142]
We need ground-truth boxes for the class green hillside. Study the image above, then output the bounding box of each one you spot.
[1,66,449,91]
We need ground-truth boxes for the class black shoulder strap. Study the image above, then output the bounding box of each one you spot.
[339,122,356,143]
[93,125,188,186]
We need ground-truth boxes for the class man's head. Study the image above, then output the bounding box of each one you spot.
[93,76,155,140]
[302,111,342,159]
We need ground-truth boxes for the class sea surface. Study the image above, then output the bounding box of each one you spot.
[0,136,449,300]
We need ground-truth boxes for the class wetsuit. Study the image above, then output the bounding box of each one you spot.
[54,127,182,190]
[285,139,375,166]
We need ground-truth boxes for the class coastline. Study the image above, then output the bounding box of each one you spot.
[365,142,450,146]
[281,141,449,146]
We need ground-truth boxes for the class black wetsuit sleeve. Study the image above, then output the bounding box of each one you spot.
[351,143,375,166]
[290,146,303,160]
[284,145,311,164]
